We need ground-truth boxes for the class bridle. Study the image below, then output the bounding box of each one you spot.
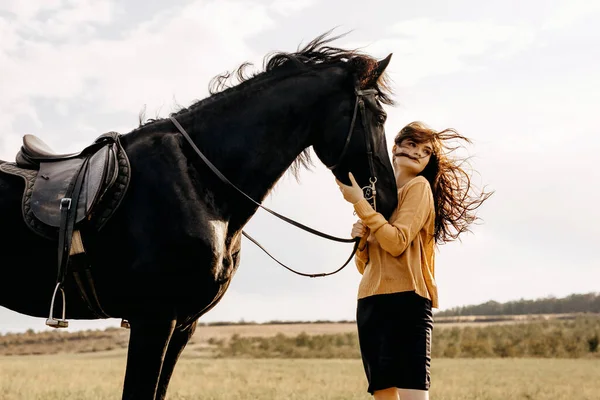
[326,88,379,211]
[170,87,380,277]
[169,86,380,278]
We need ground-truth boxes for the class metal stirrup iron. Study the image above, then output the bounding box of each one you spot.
[46,282,68,328]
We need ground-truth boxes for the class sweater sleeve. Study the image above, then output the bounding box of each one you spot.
[354,244,369,274]
[353,180,432,257]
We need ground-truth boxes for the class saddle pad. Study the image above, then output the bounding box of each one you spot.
[0,132,131,240]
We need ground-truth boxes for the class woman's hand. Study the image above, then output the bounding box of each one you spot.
[335,172,365,204]
[353,219,370,251]
[351,220,367,238]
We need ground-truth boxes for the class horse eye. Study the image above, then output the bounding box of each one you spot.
[377,114,386,124]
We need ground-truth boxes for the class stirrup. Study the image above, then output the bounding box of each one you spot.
[46,282,69,328]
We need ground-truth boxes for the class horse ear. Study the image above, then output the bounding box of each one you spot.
[374,53,392,78]
[351,53,393,88]
[355,53,392,88]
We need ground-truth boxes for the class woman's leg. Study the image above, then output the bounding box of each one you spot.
[374,387,399,400]
[397,388,429,400]
[374,387,429,400]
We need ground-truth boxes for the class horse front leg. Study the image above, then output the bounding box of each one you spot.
[121,312,176,400]
[155,319,199,400]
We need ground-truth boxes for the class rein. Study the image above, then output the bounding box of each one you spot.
[169,87,379,278]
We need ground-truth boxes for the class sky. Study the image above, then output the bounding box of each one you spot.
[0,0,598,333]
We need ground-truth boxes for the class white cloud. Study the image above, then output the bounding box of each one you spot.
[0,0,65,19]
[270,0,316,16]
[0,0,116,43]
[29,0,115,39]
[0,0,276,156]
[542,0,600,30]
[344,18,536,87]
[0,17,20,53]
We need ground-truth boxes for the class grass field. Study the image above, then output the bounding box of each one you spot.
[0,352,598,400]
[1,316,598,399]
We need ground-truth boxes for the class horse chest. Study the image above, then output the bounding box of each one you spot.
[183,217,238,284]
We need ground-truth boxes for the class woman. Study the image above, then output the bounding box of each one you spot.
[336,121,492,400]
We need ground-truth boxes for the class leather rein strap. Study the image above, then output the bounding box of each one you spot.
[169,88,378,278]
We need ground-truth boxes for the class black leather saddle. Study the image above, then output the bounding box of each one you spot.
[0,132,131,327]
[1,132,130,238]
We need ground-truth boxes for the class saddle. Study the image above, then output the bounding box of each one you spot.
[0,132,131,328]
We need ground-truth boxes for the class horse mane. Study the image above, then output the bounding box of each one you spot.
[203,30,394,105]
[137,29,394,178]
[162,29,393,121]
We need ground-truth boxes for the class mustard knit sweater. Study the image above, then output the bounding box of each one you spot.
[353,175,438,308]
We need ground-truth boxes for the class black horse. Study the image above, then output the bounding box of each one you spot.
[0,32,398,399]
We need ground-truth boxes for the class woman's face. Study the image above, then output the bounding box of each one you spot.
[392,138,433,175]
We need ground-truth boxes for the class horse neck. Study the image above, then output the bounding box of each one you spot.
[176,78,328,219]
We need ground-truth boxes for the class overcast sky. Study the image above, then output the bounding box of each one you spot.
[1,0,598,333]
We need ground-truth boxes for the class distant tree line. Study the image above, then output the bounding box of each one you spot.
[435,292,600,317]
[199,293,600,324]
[196,319,355,327]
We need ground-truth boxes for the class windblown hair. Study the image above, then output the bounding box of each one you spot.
[140,30,395,179]
[395,122,493,244]
[139,30,393,127]
[205,29,394,105]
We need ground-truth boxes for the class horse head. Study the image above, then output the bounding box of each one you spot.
[307,47,398,219]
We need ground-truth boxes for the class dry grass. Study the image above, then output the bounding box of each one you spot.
[190,314,588,343]
[0,353,598,400]
[433,313,596,327]
[190,313,595,340]
[191,322,358,342]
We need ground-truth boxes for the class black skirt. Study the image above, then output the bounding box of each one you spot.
[356,291,433,393]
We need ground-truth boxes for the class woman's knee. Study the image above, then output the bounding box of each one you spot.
[373,387,399,400]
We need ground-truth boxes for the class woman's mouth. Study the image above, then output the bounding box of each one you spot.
[394,152,419,163]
